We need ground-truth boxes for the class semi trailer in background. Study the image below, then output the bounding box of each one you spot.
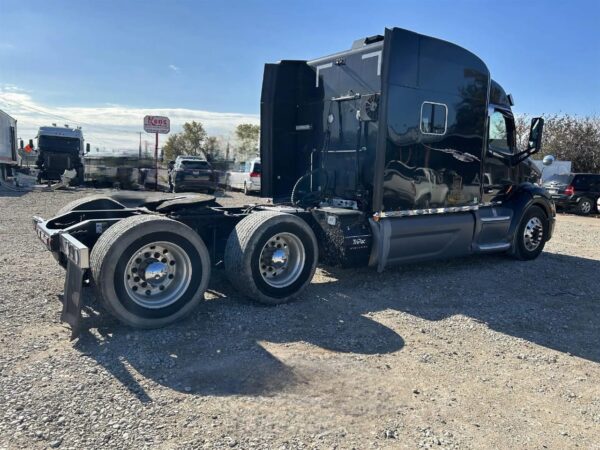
[0,109,18,182]
[33,27,554,337]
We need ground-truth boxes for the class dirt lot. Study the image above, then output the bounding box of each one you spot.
[1,188,599,449]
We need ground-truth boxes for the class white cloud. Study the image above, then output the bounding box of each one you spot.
[0,85,258,153]
[168,64,180,72]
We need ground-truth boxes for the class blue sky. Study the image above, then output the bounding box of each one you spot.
[0,0,599,149]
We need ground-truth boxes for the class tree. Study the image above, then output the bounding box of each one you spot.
[182,121,207,157]
[163,133,186,162]
[235,123,260,159]
[517,114,600,173]
[161,121,211,162]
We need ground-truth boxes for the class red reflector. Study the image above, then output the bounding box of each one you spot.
[250,172,260,178]
[564,185,574,196]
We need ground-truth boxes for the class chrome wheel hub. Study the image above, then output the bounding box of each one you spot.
[523,217,544,251]
[124,241,191,309]
[258,232,305,288]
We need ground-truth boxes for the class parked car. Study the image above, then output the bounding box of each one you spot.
[544,173,600,215]
[225,159,261,194]
[169,156,217,193]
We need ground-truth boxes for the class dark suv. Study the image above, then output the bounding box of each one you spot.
[544,173,600,215]
[169,157,218,194]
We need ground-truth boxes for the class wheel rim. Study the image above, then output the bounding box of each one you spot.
[523,217,544,252]
[258,232,305,288]
[581,201,591,213]
[124,241,192,308]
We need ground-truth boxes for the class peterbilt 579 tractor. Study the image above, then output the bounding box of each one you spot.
[33,27,554,337]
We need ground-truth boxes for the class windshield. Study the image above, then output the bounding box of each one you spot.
[38,136,80,152]
[179,160,210,170]
[544,174,571,184]
[252,162,261,173]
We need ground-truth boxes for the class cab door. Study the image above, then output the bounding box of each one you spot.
[483,108,518,203]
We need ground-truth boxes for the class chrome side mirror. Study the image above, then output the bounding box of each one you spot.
[542,155,555,166]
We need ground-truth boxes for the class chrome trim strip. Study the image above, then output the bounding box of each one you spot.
[376,205,479,219]
[480,215,511,223]
[478,242,511,251]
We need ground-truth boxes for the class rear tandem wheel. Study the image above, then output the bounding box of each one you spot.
[90,215,211,328]
[224,211,318,305]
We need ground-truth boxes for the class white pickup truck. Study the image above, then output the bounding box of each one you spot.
[225,159,261,194]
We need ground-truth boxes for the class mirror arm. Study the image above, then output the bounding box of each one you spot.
[510,146,537,166]
[487,148,512,163]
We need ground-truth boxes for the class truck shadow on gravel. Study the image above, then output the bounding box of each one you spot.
[74,251,599,402]
[74,270,406,401]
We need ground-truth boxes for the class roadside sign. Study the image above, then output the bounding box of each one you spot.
[143,115,170,191]
[144,116,170,134]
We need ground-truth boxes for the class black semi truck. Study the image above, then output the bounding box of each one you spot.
[33,28,554,336]
[35,125,90,184]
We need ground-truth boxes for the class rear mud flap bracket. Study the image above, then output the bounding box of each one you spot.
[61,261,85,340]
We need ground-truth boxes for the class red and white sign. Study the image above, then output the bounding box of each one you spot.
[144,115,170,134]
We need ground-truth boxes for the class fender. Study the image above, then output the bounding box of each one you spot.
[500,183,556,253]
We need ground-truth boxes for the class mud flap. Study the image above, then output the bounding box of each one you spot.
[61,260,85,340]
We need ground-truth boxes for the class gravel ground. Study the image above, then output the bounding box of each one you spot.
[1,187,599,449]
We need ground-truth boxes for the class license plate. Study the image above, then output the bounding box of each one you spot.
[548,189,557,194]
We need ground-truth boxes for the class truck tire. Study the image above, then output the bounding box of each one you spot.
[576,197,593,215]
[90,215,211,328]
[57,195,124,216]
[513,205,547,261]
[224,211,318,305]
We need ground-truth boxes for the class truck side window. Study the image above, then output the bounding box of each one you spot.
[420,102,447,135]
[489,111,513,153]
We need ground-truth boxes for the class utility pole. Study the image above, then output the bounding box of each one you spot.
[138,132,142,160]
[154,132,159,191]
